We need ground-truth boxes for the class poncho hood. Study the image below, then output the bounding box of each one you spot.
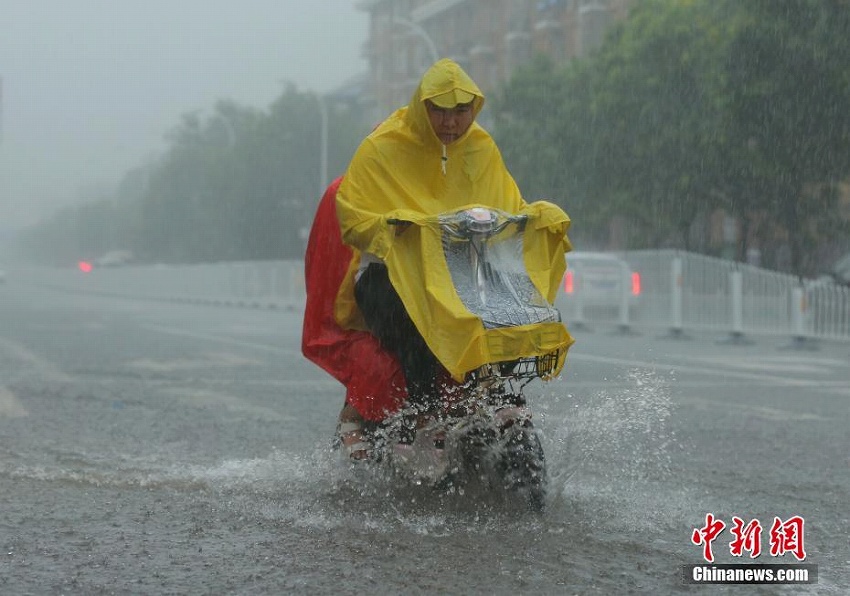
[406,58,486,145]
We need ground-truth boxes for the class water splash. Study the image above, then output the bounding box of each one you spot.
[1,372,685,539]
[536,368,689,530]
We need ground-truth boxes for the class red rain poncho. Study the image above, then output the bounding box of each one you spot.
[301,177,407,421]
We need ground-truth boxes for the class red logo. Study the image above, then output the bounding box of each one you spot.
[769,516,806,561]
[692,513,726,563]
[729,517,762,558]
[692,514,807,563]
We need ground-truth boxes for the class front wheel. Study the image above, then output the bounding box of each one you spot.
[498,423,547,512]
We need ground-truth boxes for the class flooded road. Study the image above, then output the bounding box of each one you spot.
[1,282,847,594]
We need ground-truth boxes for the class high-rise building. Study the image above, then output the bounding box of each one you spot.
[355,0,632,121]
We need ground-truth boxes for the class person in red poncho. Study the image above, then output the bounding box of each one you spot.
[301,176,408,460]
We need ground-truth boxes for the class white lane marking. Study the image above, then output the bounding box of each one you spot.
[127,352,265,372]
[0,337,73,383]
[679,395,826,422]
[681,354,845,375]
[0,386,29,418]
[568,352,844,391]
[565,352,846,421]
[142,324,297,355]
[163,387,295,421]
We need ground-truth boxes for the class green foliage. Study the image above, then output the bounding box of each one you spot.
[718,0,850,272]
[495,0,850,275]
[20,87,370,264]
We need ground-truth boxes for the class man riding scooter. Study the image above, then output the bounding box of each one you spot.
[303,59,572,463]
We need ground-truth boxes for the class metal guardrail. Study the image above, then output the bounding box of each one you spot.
[806,280,850,341]
[15,261,306,311]
[591,249,850,343]
[12,251,850,343]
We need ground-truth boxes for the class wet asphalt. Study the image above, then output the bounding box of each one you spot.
[1,280,848,594]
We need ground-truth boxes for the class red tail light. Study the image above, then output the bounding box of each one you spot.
[78,261,93,273]
[564,270,574,294]
[631,272,641,296]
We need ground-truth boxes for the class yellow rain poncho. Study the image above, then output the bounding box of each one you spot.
[335,59,574,381]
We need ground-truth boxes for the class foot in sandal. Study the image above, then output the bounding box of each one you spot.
[337,403,372,461]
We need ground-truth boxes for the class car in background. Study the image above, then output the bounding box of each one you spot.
[95,250,134,268]
[829,252,850,286]
[555,251,641,320]
[805,251,850,291]
[804,252,850,338]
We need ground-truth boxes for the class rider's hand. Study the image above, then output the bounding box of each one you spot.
[393,221,411,236]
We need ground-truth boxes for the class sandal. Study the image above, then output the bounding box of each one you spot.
[337,421,372,461]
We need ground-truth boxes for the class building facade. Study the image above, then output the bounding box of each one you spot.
[355,0,633,121]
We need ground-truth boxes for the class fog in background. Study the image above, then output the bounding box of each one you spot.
[0,0,367,232]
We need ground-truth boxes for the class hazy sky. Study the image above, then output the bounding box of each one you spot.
[0,1,368,229]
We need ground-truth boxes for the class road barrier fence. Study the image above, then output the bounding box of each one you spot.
[15,250,850,344]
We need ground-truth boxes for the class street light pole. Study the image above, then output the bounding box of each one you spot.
[314,18,436,197]
[317,93,328,196]
[391,16,440,63]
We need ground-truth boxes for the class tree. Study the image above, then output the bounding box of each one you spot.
[717,0,850,273]
[494,0,850,274]
[496,0,727,249]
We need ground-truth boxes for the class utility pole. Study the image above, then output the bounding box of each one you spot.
[318,94,328,197]
[391,16,439,63]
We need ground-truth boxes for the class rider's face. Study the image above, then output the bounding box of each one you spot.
[426,100,475,145]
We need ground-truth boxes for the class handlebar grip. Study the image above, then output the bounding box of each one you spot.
[388,213,526,226]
